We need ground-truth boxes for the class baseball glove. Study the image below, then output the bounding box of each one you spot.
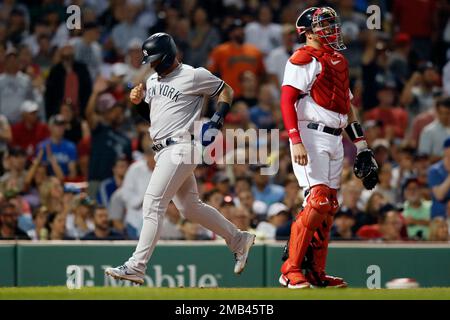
[353,149,379,190]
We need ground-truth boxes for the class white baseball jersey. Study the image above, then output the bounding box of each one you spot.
[283,58,352,190]
[282,59,351,129]
[144,64,224,142]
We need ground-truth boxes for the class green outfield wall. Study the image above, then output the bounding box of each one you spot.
[0,243,15,287]
[1,241,449,288]
[265,243,450,288]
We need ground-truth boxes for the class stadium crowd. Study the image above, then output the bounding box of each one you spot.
[0,0,449,242]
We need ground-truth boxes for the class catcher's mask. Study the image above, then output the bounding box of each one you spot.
[296,6,346,51]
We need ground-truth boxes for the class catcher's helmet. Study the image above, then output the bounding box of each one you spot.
[295,7,319,35]
[296,7,346,51]
[141,33,177,75]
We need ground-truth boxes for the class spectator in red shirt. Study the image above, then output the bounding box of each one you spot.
[393,0,437,60]
[11,100,49,160]
[357,209,408,241]
[364,80,409,140]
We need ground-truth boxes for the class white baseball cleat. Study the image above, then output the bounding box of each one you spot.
[279,274,311,289]
[234,232,256,275]
[105,265,145,285]
[279,274,289,287]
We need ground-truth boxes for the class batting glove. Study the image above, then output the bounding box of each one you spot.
[201,113,223,147]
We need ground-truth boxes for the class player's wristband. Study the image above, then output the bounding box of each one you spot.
[210,101,231,129]
[345,122,367,152]
[288,128,302,144]
[345,122,364,141]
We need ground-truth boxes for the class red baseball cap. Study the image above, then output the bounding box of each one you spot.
[394,33,411,46]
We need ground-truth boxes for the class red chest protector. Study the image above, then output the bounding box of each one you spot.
[289,45,350,115]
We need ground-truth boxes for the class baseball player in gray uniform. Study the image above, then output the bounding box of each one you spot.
[105,33,256,285]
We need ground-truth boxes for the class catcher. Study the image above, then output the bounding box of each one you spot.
[279,6,379,288]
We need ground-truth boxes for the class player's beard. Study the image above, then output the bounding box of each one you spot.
[97,223,109,232]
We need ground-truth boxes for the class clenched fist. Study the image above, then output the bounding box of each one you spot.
[130,83,145,104]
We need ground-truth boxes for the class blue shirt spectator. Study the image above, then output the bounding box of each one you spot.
[252,184,285,206]
[96,157,129,207]
[249,106,275,129]
[252,166,285,206]
[249,84,276,129]
[36,115,77,178]
[418,97,450,160]
[96,178,117,206]
[428,137,450,218]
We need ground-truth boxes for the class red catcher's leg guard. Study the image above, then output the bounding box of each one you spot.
[310,188,338,273]
[280,185,332,283]
[306,188,347,288]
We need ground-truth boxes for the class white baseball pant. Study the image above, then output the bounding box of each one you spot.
[291,121,344,190]
[126,141,243,273]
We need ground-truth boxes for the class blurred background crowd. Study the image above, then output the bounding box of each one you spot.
[0,0,449,242]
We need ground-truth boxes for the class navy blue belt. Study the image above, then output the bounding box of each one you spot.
[307,122,342,136]
[151,135,195,152]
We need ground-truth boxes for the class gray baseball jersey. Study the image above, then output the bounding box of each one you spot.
[144,63,224,141]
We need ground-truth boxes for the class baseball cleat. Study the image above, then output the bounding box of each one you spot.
[279,273,311,289]
[105,265,144,285]
[306,272,348,288]
[279,274,289,287]
[233,232,256,275]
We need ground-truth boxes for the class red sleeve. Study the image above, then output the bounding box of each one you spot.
[280,85,302,144]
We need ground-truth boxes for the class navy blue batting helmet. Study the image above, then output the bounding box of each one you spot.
[141,33,177,75]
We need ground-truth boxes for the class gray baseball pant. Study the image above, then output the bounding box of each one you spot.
[126,142,242,273]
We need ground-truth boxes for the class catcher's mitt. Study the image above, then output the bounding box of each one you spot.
[354,149,379,190]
